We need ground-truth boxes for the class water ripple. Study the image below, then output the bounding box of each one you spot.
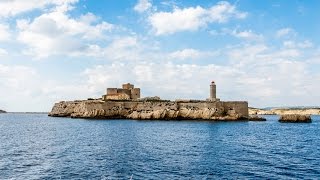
[0,114,319,179]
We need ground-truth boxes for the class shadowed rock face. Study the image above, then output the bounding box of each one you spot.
[48,100,250,121]
[279,114,312,123]
[248,115,266,121]
[0,110,6,113]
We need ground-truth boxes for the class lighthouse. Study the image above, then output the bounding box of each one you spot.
[210,81,216,100]
[206,81,219,101]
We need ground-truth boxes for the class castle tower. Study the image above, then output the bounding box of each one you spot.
[210,81,216,100]
[130,88,141,99]
[122,83,134,90]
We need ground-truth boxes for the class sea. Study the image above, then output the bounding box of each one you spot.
[0,113,319,179]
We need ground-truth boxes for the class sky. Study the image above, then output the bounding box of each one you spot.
[0,0,320,112]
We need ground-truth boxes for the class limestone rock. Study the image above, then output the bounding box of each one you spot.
[49,99,252,121]
[279,114,312,123]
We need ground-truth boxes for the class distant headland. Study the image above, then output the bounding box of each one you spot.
[49,82,263,121]
[249,107,320,115]
[0,109,6,113]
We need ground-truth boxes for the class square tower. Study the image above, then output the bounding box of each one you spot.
[130,88,140,99]
[122,83,134,90]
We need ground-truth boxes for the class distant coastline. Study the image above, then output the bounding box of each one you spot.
[249,107,320,115]
[7,112,48,114]
[0,111,49,114]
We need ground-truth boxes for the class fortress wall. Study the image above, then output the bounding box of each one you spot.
[106,88,118,95]
[117,89,131,95]
[178,101,221,108]
[222,101,248,118]
[106,93,130,100]
[178,102,223,114]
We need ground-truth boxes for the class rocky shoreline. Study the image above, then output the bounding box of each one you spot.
[249,107,320,115]
[48,99,264,121]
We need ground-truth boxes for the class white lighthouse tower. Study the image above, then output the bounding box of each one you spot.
[207,81,219,101]
[210,81,216,100]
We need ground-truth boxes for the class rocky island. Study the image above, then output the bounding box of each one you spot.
[279,114,312,123]
[49,82,263,121]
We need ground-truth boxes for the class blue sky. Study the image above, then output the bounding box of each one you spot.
[0,0,319,111]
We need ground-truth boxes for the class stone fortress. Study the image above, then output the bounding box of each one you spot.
[102,81,219,102]
[102,83,140,100]
[49,81,254,121]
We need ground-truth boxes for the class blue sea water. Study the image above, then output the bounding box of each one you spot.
[0,114,319,179]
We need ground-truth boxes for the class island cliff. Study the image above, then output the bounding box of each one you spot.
[49,82,259,121]
[49,99,249,120]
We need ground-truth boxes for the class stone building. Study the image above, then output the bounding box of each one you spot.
[102,83,141,100]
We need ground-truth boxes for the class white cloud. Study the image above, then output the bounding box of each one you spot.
[276,28,295,38]
[210,28,263,41]
[16,7,114,58]
[69,35,165,62]
[0,48,8,56]
[80,40,320,108]
[228,44,268,63]
[83,62,239,100]
[0,64,36,89]
[2,41,319,111]
[0,64,39,111]
[169,48,219,60]
[134,0,152,13]
[0,63,95,112]
[149,1,247,35]
[73,37,320,107]
[231,30,263,41]
[103,36,141,61]
[283,40,313,49]
[70,36,143,60]
[0,0,78,17]
[0,24,11,41]
[226,44,318,106]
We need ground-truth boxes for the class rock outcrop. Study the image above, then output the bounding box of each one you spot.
[0,109,6,113]
[248,115,266,121]
[249,107,320,115]
[49,99,252,121]
[279,114,312,123]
